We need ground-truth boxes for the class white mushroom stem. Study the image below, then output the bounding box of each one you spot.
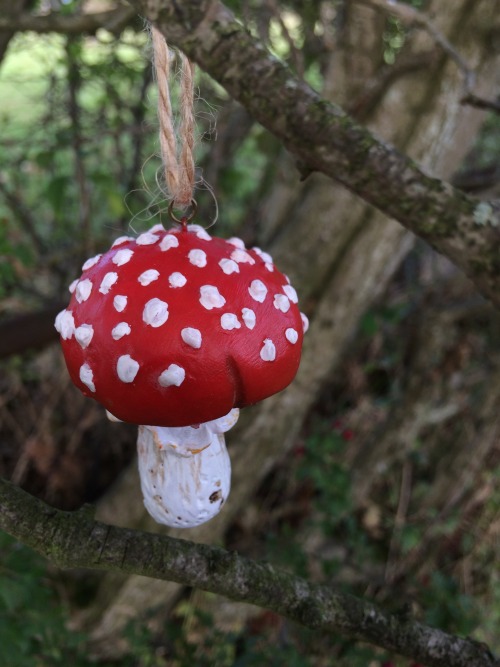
[135,409,239,528]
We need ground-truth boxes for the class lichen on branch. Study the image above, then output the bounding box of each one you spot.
[0,477,498,667]
[125,0,500,309]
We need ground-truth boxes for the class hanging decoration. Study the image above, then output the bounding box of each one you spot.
[54,26,308,528]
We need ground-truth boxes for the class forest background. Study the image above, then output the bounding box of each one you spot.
[0,0,500,666]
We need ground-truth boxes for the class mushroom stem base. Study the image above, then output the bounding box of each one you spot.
[136,410,238,528]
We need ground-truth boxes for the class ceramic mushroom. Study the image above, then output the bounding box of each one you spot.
[55,222,307,527]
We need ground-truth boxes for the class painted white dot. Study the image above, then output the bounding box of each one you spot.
[265,262,274,272]
[231,248,255,265]
[159,363,185,387]
[168,272,187,288]
[301,312,309,333]
[99,272,118,294]
[221,313,241,331]
[148,223,165,234]
[79,363,95,392]
[138,269,160,286]
[200,285,226,310]
[82,254,102,271]
[181,327,202,349]
[68,279,78,294]
[75,324,94,349]
[249,279,267,303]
[219,258,239,275]
[136,232,159,245]
[112,236,133,247]
[160,234,179,251]
[283,284,298,303]
[260,339,276,362]
[227,237,245,249]
[286,328,299,344]
[188,248,207,267]
[54,309,75,340]
[187,224,212,241]
[253,247,273,264]
[143,298,169,327]
[273,294,291,313]
[113,295,127,312]
[117,354,139,383]
[241,308,256,330]
[113,248,134,266]
[112,322,131,340]
[76,279,93,303]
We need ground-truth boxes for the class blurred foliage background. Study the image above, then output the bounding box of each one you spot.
[1,0,500,665]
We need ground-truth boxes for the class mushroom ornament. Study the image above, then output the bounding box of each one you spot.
[55,222,308,528]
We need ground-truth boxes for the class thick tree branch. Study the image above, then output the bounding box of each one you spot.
[0,7,136,36]
[0,478,498,667]
[124,0,500,309]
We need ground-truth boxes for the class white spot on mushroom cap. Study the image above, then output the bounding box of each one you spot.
[160,234,179,251]
[187,224,212,241]
[99,272,118,294]
[188,248,207,267]
[169,272,187,288]
[112,322,131,340]
[54,309,75,340]
[221,313,241,330]
[136,232,159,245]
[138,269,160,286]
[117,354,139,383]
[249,279,267,303]
[301,312,309,333]
[75,279,93,303]
[200,285,226,310]
[148,223,165,234]
[241,308,256,330]
[75,324,94,349]
[106,410,122,422]
[80,363,96,392]
[231,248,255,265]
[113,248,134,266]
[143,298,169,327]
[113,294,127,312]
[181,327,202,349]
[227,237,245,249]
[219,258,239,275]
[273,293,291,313]
[68,279,78,294]
[286,328,298,344]
[112,236,133,247]
[260,339,276,362]
[159,363,185,387]
[253,247,273,264]
[283,284,298,303]
[265,262,274,272]
[82,254,102,271]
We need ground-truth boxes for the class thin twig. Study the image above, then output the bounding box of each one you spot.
[360,0,476,91]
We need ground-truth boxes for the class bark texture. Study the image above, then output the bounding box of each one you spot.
[0,477,498,667]
[126,0,500,307]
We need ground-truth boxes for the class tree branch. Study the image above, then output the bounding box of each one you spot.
[124,0,500,310]
[0,7,136,36]
[0,477,498,667]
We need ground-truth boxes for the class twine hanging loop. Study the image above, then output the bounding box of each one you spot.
[151,26,196,210]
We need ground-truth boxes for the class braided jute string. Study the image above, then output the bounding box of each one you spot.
[151,26,195,210]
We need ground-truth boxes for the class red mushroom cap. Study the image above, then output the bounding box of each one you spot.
[55,224,304,427]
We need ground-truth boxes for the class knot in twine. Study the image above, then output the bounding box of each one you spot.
[152,26,195,210]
